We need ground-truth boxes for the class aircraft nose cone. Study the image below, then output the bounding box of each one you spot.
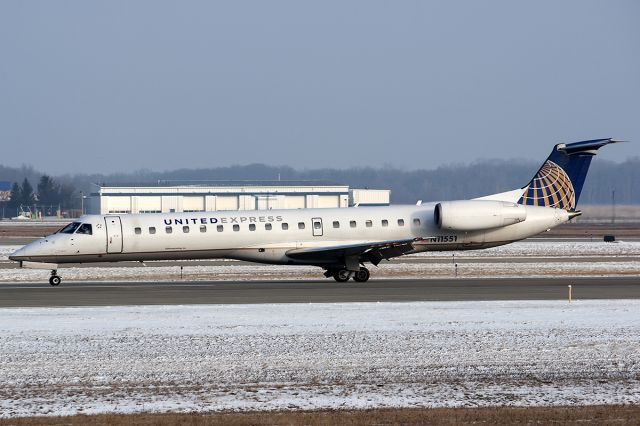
[9,246,28,261]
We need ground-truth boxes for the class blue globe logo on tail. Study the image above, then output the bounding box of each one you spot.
[517,138,620,211]
[518,160,575,210]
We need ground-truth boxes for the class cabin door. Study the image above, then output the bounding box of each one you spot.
[312,217,323,237]
[105,216,123,253]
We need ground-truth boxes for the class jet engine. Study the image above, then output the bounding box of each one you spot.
[434,200,527,231]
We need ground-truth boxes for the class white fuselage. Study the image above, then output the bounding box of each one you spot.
[10,203,569,266]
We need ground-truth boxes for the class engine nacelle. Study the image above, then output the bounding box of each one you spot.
[434,200,527,231]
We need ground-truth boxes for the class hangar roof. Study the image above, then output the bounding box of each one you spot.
[96,180,344,188]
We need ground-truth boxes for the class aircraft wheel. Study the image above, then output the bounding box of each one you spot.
[353,267,370,282]
[333,269,350,282]
[49,275,61,286]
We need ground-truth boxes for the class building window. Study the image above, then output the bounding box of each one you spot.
[166,226,173,234]
[298,222,305,230]
[265,223,272,230]
[382,219,388,227]
[183,226,190,233]
[350,220,356,228]
[398,219,405,226]
[233,224,240,232]
[413,218,421,226]
[282,223,289,230]
[249,224,256,231]
[333,221,340,228]
[134,227,142,235]
[149,227,156,234]
[217,225,224,232]
[366,220,372,228]
[200,225,207,233]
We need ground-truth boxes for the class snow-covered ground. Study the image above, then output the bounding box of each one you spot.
[1,300,639,417]
[3,260,640,282]
[1,241,639,282]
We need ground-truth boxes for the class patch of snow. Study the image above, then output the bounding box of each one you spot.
[1,300,639,417]
[1,261,638,283]
[410,240,640,258]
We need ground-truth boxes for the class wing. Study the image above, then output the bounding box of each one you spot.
[286,238,422,266]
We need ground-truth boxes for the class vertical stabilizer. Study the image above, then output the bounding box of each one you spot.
[518,138,619,210]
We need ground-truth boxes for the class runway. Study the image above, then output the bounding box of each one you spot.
[1,277,639,307]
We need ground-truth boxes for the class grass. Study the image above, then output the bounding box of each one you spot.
[2,406,640,425]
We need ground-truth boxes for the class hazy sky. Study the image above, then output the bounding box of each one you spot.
[1,1,638,174]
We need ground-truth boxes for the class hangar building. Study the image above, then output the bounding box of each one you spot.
[87,181,390,215]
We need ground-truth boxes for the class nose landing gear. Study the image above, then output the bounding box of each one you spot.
[49,270,61,286]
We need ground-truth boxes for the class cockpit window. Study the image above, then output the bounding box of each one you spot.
[76,223,93,235]
[60,222,81,234]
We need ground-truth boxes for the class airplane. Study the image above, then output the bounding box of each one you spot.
[9,138,619,286]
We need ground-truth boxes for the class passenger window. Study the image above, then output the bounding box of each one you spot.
[333,221,340,228]
[149,227,156,234]
[217,225,224,232]
[314,221,321,229]
[265,223,272,230]
[200,225,207,233]
[366,220,372,228]
[233,224,240,232]
[76,224,93,235]
[350,220,356,228]
[382,219,388,227]
[249,224,256,231]
[282,223,289,230]
[183,226,190,233]
[298,222,305,230]
[166,226,173,234]
[413,218,421,226]
[398,219,405,226]
[134,227,141,235]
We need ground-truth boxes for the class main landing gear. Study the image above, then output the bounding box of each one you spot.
[327,267,370,282]
[49,270,61,286]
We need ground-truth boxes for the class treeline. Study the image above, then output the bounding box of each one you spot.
[1,157,639,210]
[6,176,78,211]
[1,175,79,218]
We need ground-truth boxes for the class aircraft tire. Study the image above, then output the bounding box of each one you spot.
[49,276,61,286]
[333,269,350,282]
[353,267,370,282]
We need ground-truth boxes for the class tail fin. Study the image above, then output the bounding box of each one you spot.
[518,138,620,210]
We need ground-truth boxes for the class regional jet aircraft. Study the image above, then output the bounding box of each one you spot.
[10,138,619,285]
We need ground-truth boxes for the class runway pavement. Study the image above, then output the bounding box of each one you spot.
[1,277,639,307]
